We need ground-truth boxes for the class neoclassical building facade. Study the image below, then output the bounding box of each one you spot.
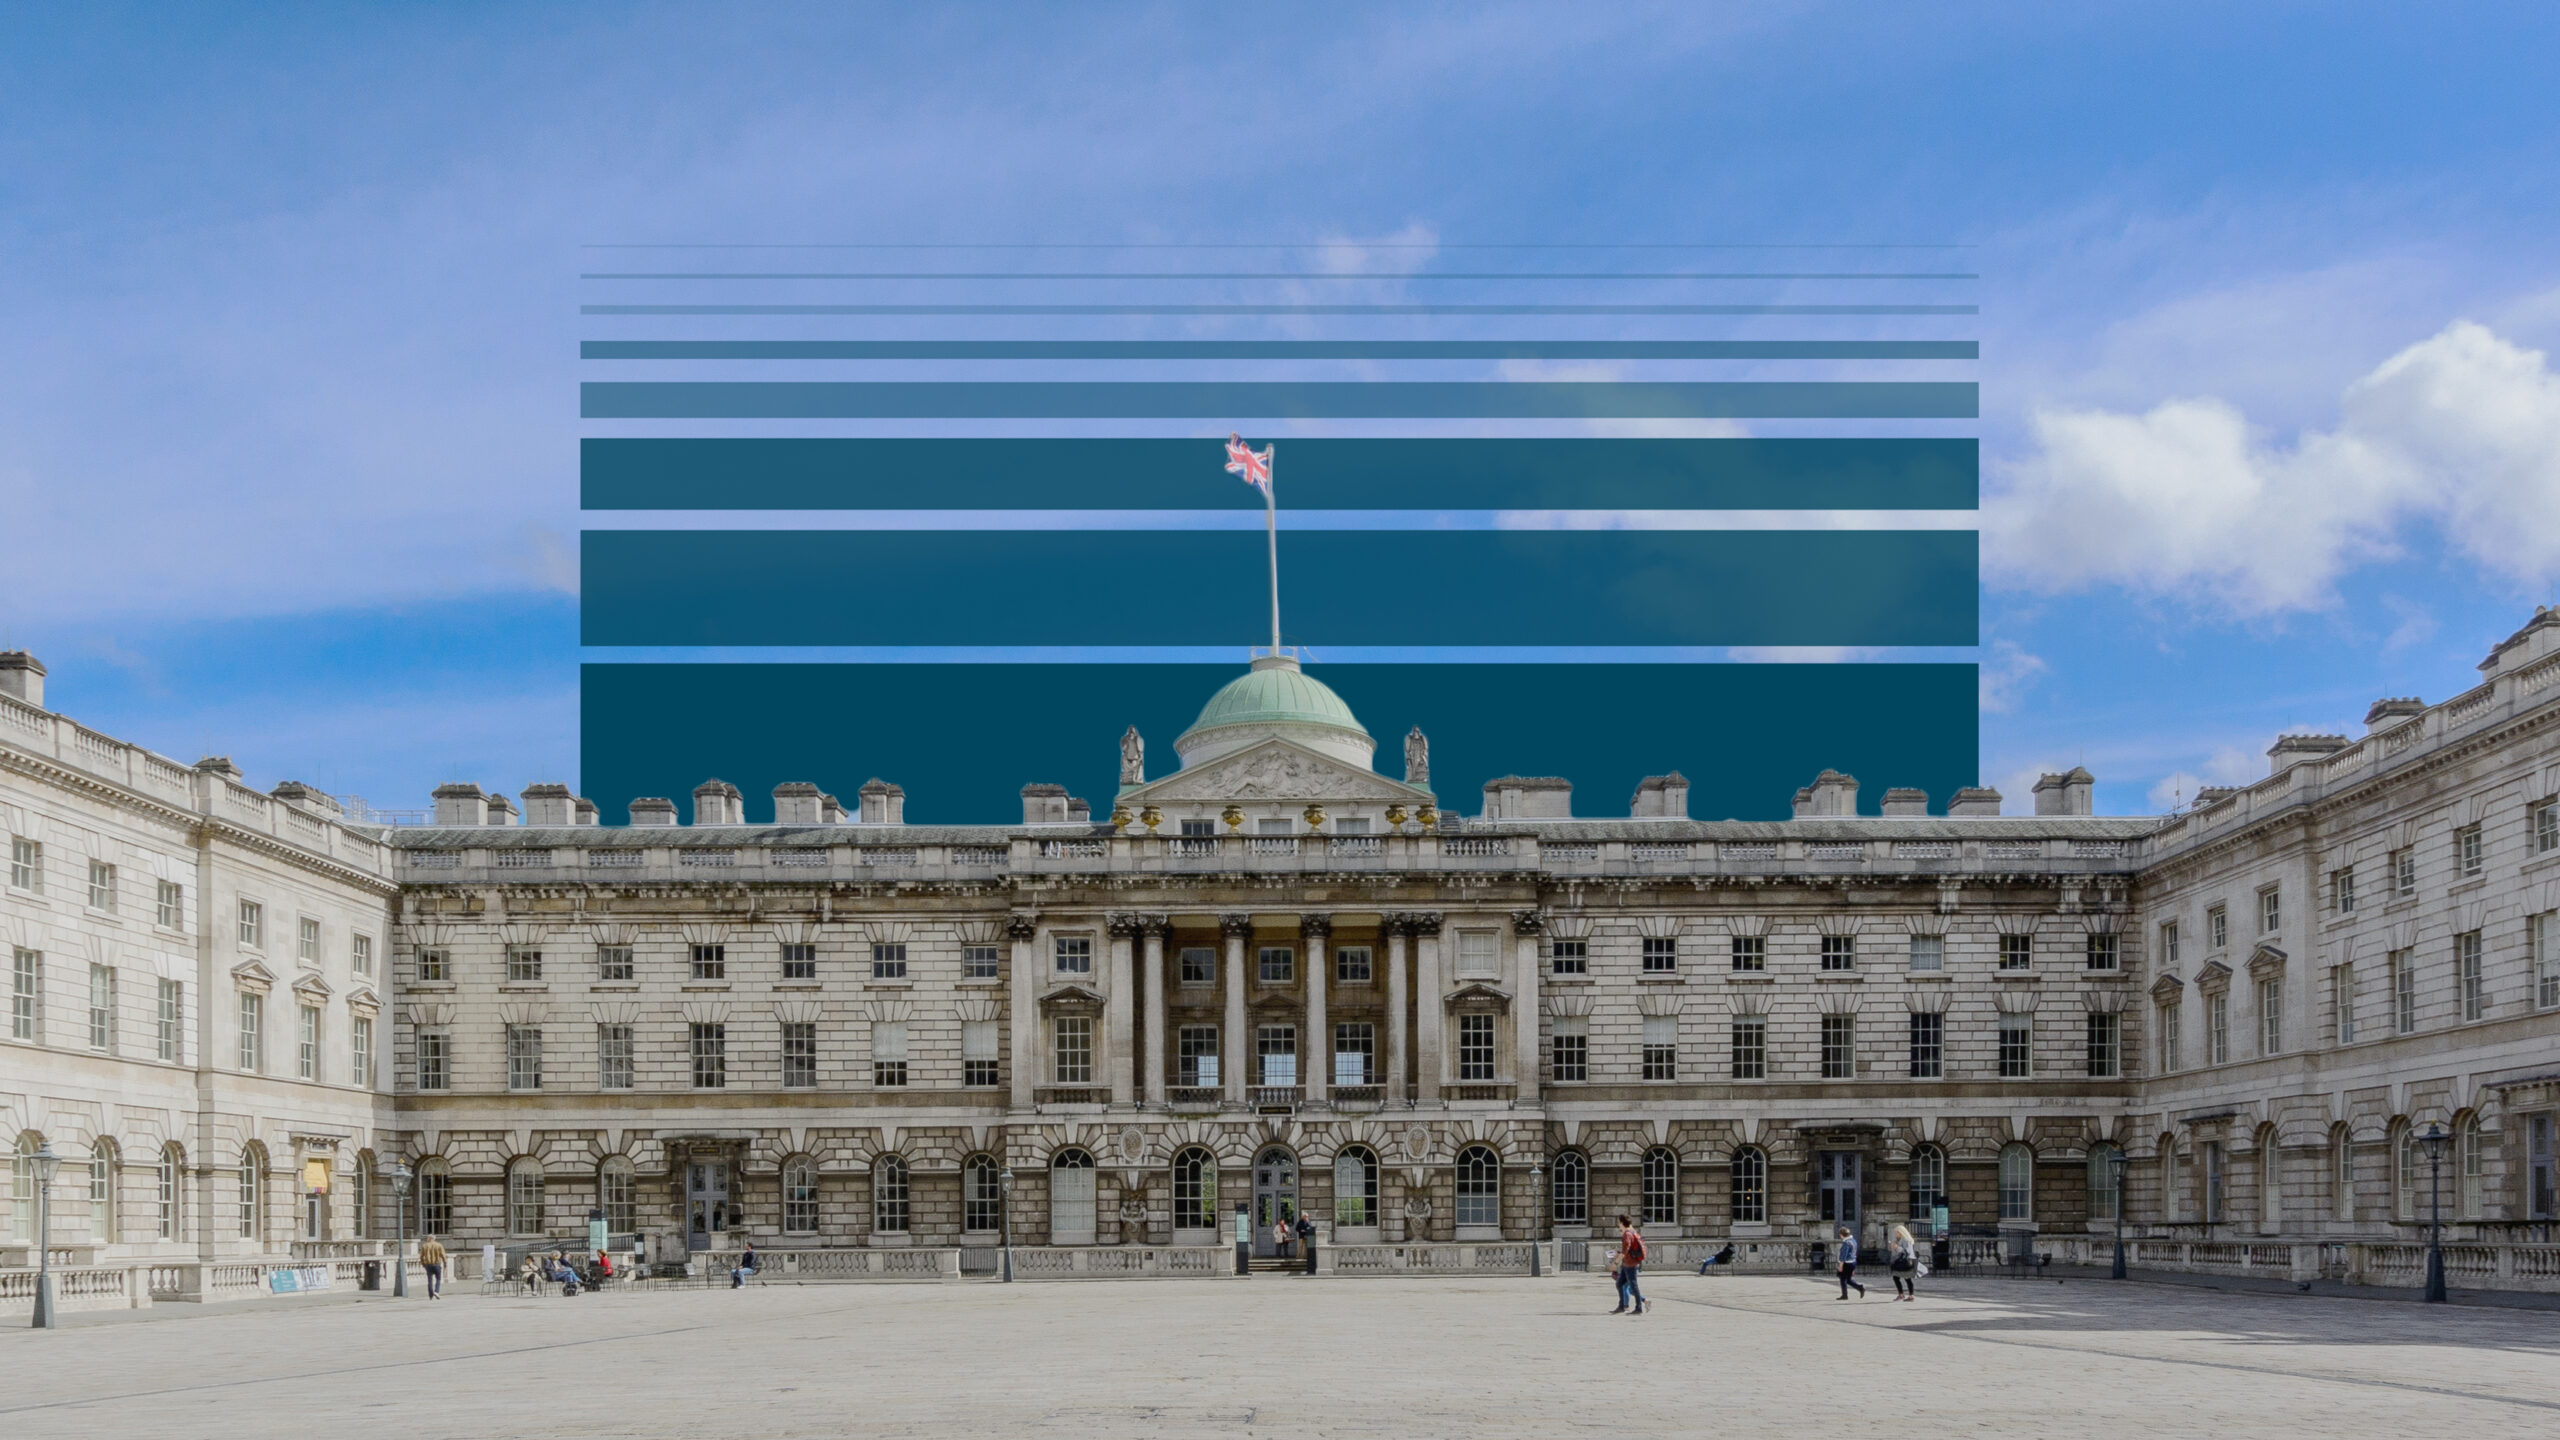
[5,609,2558,1274]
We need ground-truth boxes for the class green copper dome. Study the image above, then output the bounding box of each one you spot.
[1173,653,1374,771]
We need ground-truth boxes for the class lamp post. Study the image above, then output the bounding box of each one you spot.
[1529,1160,1545,1277]
[28,1141,60,1329]
[389,1162,412,1298]
[2109,1148,2130,1281]
[998,1166,1015,1283]
[2419,1123,2449,1304]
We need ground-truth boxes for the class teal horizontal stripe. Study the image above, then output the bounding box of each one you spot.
[582,303,1977,316]
[582,662,1981,824]
[579,339,1978,360]
[580,530,1978,647]
[581,438,1978,510]
[579,270,1979,280]
[579,380,1976,419]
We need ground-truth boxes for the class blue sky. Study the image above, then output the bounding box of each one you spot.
[4,3,2558,817]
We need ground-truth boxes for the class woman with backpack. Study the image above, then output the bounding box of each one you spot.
[1610,1215,1648,1315]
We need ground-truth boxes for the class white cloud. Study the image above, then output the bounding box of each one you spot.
[1985,321,2560,616]
[2145,745,2262,812]
[1976,639,2046,714]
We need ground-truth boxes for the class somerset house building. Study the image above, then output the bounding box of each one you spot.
[4,608,2559,1290]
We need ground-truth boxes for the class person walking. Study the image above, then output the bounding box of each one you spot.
[1612,1215,1648,1315]
[1834,1224,1866,1299]
[417,1235,447,1299]
[1888,1223,1918,1301]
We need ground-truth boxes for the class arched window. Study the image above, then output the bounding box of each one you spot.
[1454,1145,1501,1229]
[506,1158,544,1235]
[350,1152,373,1240]
[873,1156,909,1234]
[1998,1143,2034,1223]
[1333,1147,1379,1228]
[1551,1151,1589,1227]
[2331,1126,2354,1222]
[417,1157,453,1236]
[2394,1123,2418,1222]
[782,1156,819,1234]
[89,1138,118,1244]
[158,1143,183,1240]
[2457,1113,2483,1220]
[1640,1147,1678,1228]
[2086,1143,2120,1222]
[1907,1144,1946,1228]
[10,1132,43,1240]
[1729,1146,1767,1224]
[599,1156,636,1234]
[1050,1148,1096,1245]
[238,1142,267,1242]
[963,1155,1002,1235]
[2256,1126,2281,1232]
[1172,1147,1218,1232]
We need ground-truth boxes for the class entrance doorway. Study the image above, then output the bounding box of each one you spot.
[1252,1148,1297,1257]
[1816,1151,1861,1226]
[686,1161,731,1249]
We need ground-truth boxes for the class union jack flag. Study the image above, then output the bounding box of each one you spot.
[1224,433,1273,496]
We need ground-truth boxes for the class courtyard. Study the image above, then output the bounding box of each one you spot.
[3,1271,2556,1438]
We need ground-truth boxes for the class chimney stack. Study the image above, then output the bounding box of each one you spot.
[858,778,905,825]
[1879,787,1929,817]
[772,782,825,825]
[629,797,678,826]
[521,783,576,826]
[1792,770,1859,818]
[431,783,490,827]
[1022,783,1070,825]
[1945,786,2002,817]
[2031,767,2096,816]
[1629,773,1689,819]
[0,651,45,709]
[691,779,744,826]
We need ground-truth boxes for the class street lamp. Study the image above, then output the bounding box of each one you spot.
[28,1141,60,1329]
[1529,1160,1545,1277]
[998,1166,1015,1283]
[2108,1147,2130,1281]
[2418,1123,2449,1304]
[389,1162,412,1299]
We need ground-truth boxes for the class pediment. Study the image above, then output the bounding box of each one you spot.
[1039,983,1106,1012]
[2147,972,2185,1003]
[1442,981,1514,1012]
[230,958,278,994]
[290,973,334,1002]
[2246,943,2288,980]
[1122,738,1431,806]
[344,985,383,1017]
[2192,959,2233,995]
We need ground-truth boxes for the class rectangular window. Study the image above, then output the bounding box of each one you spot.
[963,943,1001,980]
[2535,799,2559,855]
[1548,937,1588,976]
[1908,1011,1943,1078]
[2259,887,2281,934]
[351,934,372,976]
[2394,847,2417,897]
[157,979,181,1062]
[1998,1015,2033,1078]
[1643,936,1680,974]
[1177,946,1215,985]
[962,1020,1000,1087]
[782,943,818,980]
[1332,1022,1375,1086]
[2457,930,2485,1021]
[2331,866,2355,915]
[782,1022,818,1087]
[2391,949,2417,1034]
[87,964,114,1052]
[1053,934,1093,975]
[2259,978,2283,1055]
[2457,823,2484,878]
[297,917,320,963]
[873,1021,910,1087]
[1176,1025,1220,1087]
[1549,1018,1587,1082]
[416,946,449,983]
[1642,1015,1677,1081]
[298,1004,320,1079]
[11,948,40,1042]
[2085,933,2120,972]
[237,992,263,1072]
[2335,964,2358,1044]
[7,836,39,892]
[87,860,116,911]
[2208,904,2228,951]
[597,945,633,981]
[1730,935,1765,972]
[1908,935,1943,972]
[1820,1014,1856,1079]
[238,899,262,948]
[1456,1013,1496,1081]
[506,945,542,983]
[1999,933,2033,971]
[1457,929,1499,978]
[2537,912,2560,1010]
[1255,1024,1298,1086]
[2161,1001,2181,1072]
[1053,1015,1093,1084]
[419,1169,451,1234]
[597,1024,633,1090]
[351,1015,372,1088]
[690,944,725,981]
[2161,920,2181,969]
[1335,945,1373,984]
[156,879,183,929]
[2207,993,2230,1064]
[870,943,907,980]
[416,1027,449,1090]
[1729,1015,1766,1079]
[690,1022,727,1088]
[1257,946,1294,985]
[506,1024,542,1090]
[1819,934,1855,972]
[2086,1011,2120,1077]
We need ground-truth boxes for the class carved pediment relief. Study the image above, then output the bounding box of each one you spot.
[2246,943,2288,981]
[1443,981,1513,1013]
[1039,983,1106,1013]
[2147,972,2185,1004]
[290,973,334,1003]
[2192,959,2233,996]
[230,959,277,994]
[344,986,383,1018]
[1122,739,1429,806]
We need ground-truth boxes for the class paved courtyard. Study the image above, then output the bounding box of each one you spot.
[4,1271,2558,1438]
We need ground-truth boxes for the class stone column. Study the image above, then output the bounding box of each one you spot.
[1302,914,1331,1104]
[1141,916,1169,1104]
[1220,913,1252,1104]
[1008,914,1039,1107]
[1511,909,1544,1104]
[1412,913,1445,1104]
[1385,919,1411,1104]
[1106,913,1139,1105]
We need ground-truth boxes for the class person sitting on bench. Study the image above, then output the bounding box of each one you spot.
[1695,1242,1737,1274]
[731,1242,760,1289]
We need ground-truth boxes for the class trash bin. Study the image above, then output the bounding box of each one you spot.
[361,1261,381,1291]
[1930,1237,1951,1271]
[1808,1241,1828,1272]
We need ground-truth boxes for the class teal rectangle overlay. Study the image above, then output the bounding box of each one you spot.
[578,380,1976,419]
[579,340,1980,360]
[579,529,1979,647]
[579,662,1981,825]
[582,438,1978,510]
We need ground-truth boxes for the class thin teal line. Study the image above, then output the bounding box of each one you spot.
[579,340,1980,360]
[581,303,1978,316]
[579,380,1978,420]
[578,271,1980,281]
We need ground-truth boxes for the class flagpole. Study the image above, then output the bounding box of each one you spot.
[1265,443,1282,654]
